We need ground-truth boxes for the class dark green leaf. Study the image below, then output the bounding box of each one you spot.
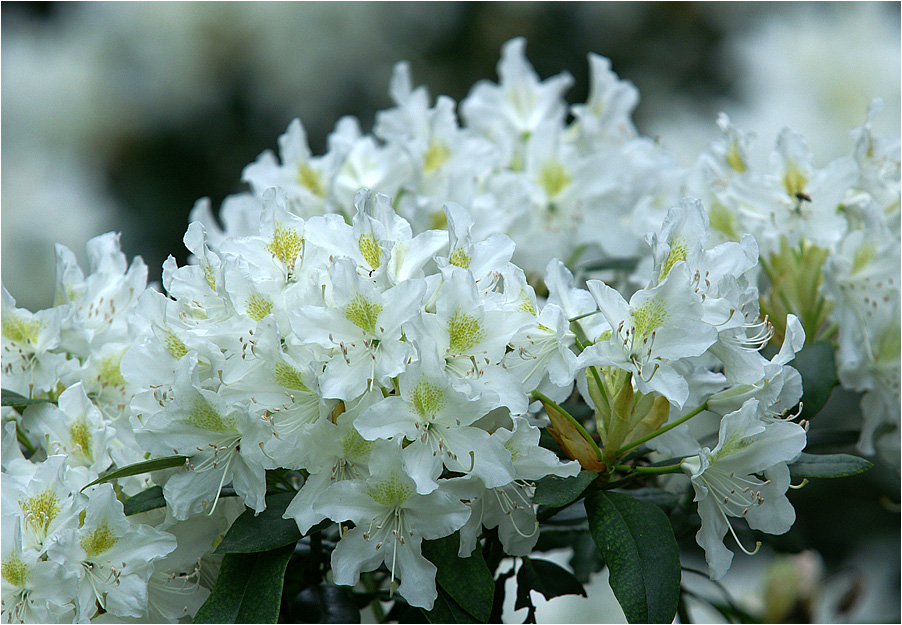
[81,455,188,491]
[610,487,680,513]
[1,389,53,408]
[533,470,598,507]
[422,587,478,624]
[215,491,301,554]
[788,452,873,478]
[193,543,294,623]
[422,532,493,622]
[290,584,360,623]
[792,341,838,420]
[514,557,586,610]
[123,485,166,516]
[569,532,606,583]
[585,491,680,624]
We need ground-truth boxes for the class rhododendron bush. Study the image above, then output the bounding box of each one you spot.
[2,38,897,624]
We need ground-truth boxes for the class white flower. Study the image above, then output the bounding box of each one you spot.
[680,398,806,580]
[283,394,385,535]
[569,52,639,150]
[290,257,425,400]
[241,118,339,218]
[647,198,769,385]
[218,316,336,470]
[46,484,177,620]
[731,129,858,253]
[331,132,413,213]
[454,416,580,557]
[580,263,718,406]
[26,382,117,474]
[52,232,147,358]
[188,193,263,252]
[1,517,77,624]
[706,314,807,421]
[503,302,578,402]
[1,285,73,397]
[438,202,514,287]
[354,348,514,494]
[461,37,573,146]
[314,449,470,610]
[412,267,532,413]
[1,455,88,554]
[135,356,269,519]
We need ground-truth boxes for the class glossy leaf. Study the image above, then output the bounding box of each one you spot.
[514,557,586,610]
[585,491,680,624]
[81,455,188,490]
[533,470,598,508]
[792,340,838,420]
[1,389,53,408]
[289,584,360,623]
[194,543,295,623]
[123,485,166,516]
[422,532,493,622]
[215,491,302,554]
[788,452,873,478]
[610,487,680,513]
[423,587,478,624]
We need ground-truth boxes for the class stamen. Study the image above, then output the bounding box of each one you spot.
[717,504,762,556]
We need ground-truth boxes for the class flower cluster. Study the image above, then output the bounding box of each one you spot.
[685,104,901,457]
[196,38,669,278]
[137,187,589,608]
[197,38,900,459]
[1,36,898,622]
[2,237,226,623]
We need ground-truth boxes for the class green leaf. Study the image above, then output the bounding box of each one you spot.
[792,341,838,419]
[533,470,598,508]
[422,587,478,624]
[81,455,188,491]
[193,543,295,623]
[215,491,302,554]
[610,487,680,513]
[514,557,586,610]
[788,452,873,478]
[585,491,680,624]
[123,485,166,516]
[422,533,493,622]
[579,256,642,272]
[289,584,360,623]
[1,389,53,408]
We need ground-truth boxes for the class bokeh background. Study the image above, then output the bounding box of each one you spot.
[2,2,900,623]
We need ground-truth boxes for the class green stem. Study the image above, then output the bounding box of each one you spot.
[568,310,601,323]
[614,463,683,475]
[616,400,709,457]
[569,318,592,350]
[531,390,603,462]
[569,321,610,407]
[16,424,36,455]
